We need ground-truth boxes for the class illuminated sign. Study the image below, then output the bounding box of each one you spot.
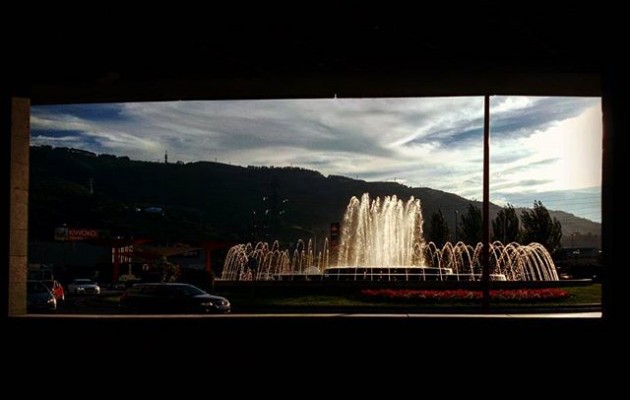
[55,227,103,241]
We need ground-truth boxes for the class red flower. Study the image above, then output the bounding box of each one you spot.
[360,288,570,303]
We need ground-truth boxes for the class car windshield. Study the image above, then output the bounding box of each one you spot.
[187,285,207,296]
[172,285,206,296]
[27,281,49,293]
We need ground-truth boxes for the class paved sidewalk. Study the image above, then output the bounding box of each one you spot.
[21,311,601,318]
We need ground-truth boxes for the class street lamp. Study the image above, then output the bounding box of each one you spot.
[503,214,507,244]
[454,210,459,243]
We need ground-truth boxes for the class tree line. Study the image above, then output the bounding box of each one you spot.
[427,201,562,254]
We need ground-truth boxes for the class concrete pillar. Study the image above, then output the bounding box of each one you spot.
[9,98,29,316]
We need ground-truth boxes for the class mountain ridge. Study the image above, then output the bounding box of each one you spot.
[28,146,600,247]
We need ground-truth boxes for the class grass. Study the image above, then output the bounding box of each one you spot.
[562,284,602,304]
[220,284,602,311]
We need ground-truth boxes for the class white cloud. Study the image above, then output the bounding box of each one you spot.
[30,134,86,148]
[491,103,602,194]
[491,97,534,114]
[30,96,602,220]
[31,113,93,131]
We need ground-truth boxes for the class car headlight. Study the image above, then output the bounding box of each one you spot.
[47,298,56,304]
[200,302,214,307]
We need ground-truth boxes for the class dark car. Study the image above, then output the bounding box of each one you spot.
[27,280,57,312]
[119,283,230,314]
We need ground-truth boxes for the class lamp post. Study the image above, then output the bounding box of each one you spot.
[503,213,507,244]
[454,210,459,243]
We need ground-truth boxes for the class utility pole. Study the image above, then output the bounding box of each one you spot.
[482,95,491,310]
[262,176,288,240]
[454,210,459,243]
[252,211,257,242]
[270,176,279,237]
[503,212,507,244]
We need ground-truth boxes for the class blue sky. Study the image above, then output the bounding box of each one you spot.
[31,96,602,222]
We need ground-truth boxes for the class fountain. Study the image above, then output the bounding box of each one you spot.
[424,241,559,281]
[326,193,444,280]
[220,193,559,281]
[221,238,329,281]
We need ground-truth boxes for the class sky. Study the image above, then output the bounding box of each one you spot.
[31,96,602,222]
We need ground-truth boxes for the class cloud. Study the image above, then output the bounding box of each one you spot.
[490,97,596,137]
[489,103,602,195]
[30,134,87,148]
[30,96,602,220]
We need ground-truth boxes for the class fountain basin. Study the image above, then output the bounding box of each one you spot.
[323,266,506,281]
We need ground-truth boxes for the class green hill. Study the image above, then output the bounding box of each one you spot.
[29,146,600,247]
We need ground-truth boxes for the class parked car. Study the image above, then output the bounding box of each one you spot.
[113,274,141,290]
[27,280,57,312]
[110,280,127,291]
[42,280,65,303]
[68,278,101,295]
[120,283,230,313]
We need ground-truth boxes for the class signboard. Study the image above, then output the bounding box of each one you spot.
[68,228,100,240]
[55,227,104,241]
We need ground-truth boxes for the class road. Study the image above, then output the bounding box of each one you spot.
[52,290,122,314]
[38,291,601,318]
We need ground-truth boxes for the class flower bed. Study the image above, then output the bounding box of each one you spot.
[360,288,570,303]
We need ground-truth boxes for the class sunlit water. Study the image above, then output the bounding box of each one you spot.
[221,193,558,281]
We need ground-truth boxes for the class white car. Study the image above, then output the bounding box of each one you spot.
[68,279,101,295]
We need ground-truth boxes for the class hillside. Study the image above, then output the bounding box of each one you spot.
[29,146,600,247]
